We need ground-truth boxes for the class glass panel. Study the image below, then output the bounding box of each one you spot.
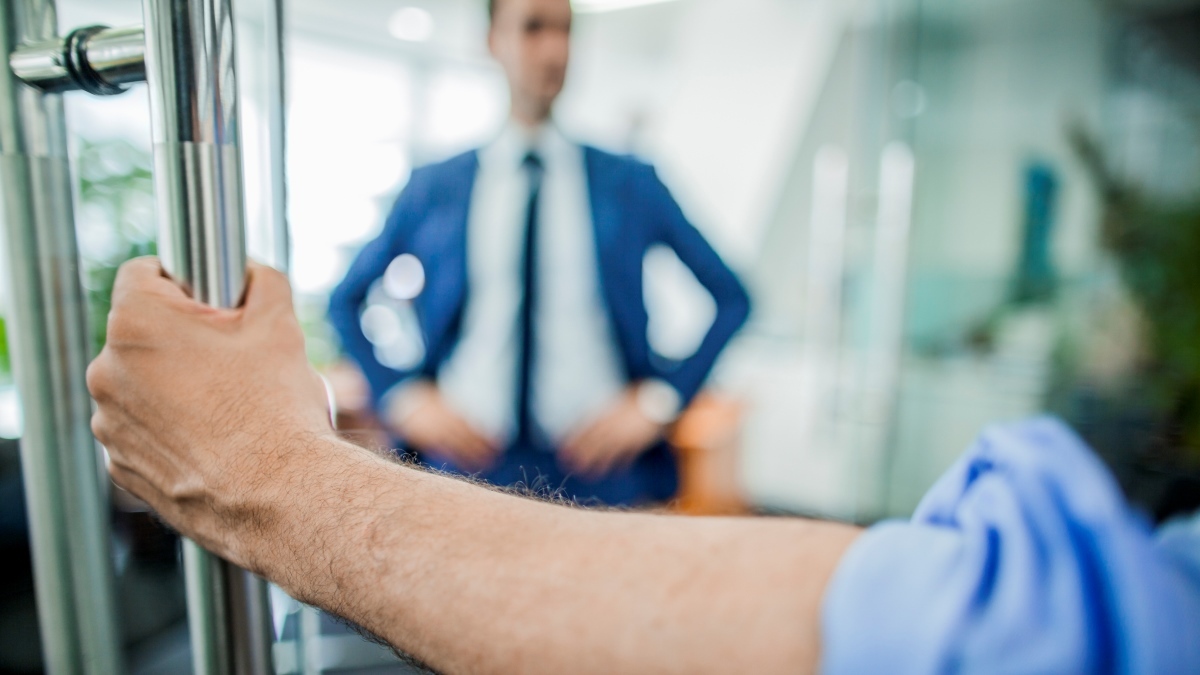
[879,0,1200,518]
[3,1,154,672]
[11,0,1196,671]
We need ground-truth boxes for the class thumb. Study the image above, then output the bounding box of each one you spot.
[112,256,190,305]
[242,261,294,314]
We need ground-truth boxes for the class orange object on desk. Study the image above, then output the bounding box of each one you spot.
[669,393,748,516]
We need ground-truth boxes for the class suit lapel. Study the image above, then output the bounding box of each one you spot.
[584,146,640,379]
[585,146,622,285]
[420,151,479,373]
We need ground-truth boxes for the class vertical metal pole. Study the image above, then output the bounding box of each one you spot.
[257,1,298,667]
[0,0,124,673]
[800,145,850,429]
[140,0,273,673]
[867,141,915,517]
[262,0,288,273]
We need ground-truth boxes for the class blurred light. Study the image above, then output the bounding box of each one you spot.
[384,254,426,300]
[572,0,683,13]
[287,40,416,296]
[891,80,927,119]
[425,69,507,150]
[361,304,404,346]
[389,7,435,42]
[374,337,425,371]
[0,387,22,439]
[362,302,426,371]
[290,240,342,294]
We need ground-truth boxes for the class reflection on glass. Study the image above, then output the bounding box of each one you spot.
[3,0,1198,671]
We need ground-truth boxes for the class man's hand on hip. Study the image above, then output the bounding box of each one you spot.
[559,387,666,479]
[388,381,499,473]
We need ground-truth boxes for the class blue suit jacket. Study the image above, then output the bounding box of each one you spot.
[329,145,751,418]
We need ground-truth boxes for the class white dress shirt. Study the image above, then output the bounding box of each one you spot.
[434,122,628,447]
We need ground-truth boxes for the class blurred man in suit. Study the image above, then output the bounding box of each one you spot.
[329,0,750,505]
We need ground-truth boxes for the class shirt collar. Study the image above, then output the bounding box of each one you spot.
[479,118,574,172]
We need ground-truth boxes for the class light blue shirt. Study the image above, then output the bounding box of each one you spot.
[822,417,1200,674]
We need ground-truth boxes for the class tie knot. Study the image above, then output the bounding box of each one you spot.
[523,151,544,177]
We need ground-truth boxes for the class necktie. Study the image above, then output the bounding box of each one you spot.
[516,152,544,448]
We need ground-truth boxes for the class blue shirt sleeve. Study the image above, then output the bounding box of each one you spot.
[637,165,751,406]
[821,417,1200,674]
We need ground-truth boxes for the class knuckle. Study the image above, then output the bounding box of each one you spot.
[109,268,139,307]
[263,265,289,288]
[90,412,110,446]
[85,357,110,399]
[108,465,136,493]
[164,476,202,503]
[104,306,140,345]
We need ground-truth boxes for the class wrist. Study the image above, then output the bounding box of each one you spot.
[234,436,428,621]
[217,429,354,575]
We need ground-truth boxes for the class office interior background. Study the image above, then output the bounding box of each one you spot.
[1,0,1198,672]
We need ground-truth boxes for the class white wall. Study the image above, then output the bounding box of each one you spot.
[561,0,851,266]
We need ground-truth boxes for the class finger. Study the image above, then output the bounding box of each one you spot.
[437,408,494,454]
[111,257,189,304]
[561,426,608,474]
[605,436,642,474]
[588,439,638,479]
[415,416,455,453]
[459,451,495,474]
[584,426,638,477]
[453,427,496,466]
[557,438,587,473]
[106,465,217,555]
[563,420,605,458]
[86,355,113,404]
[433,420,482,460]
[584,453,618,479]
[107,462,166,513]
[444,427,480,462]
[243,262,294,314]
[446,435,492,473]
[459,426,496,456]
[579,423,619,461]
[94,408,188,496]
[560,427,588,457]
[565,438,608,477]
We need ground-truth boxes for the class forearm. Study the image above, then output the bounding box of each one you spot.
[244,436,861,675]
[86,260,859,673]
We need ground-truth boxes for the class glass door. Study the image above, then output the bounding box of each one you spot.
[873,0,1200,518]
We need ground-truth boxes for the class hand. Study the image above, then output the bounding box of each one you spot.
[559,388,666,480]
[87,258,334,568]
[389,382,499,473]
